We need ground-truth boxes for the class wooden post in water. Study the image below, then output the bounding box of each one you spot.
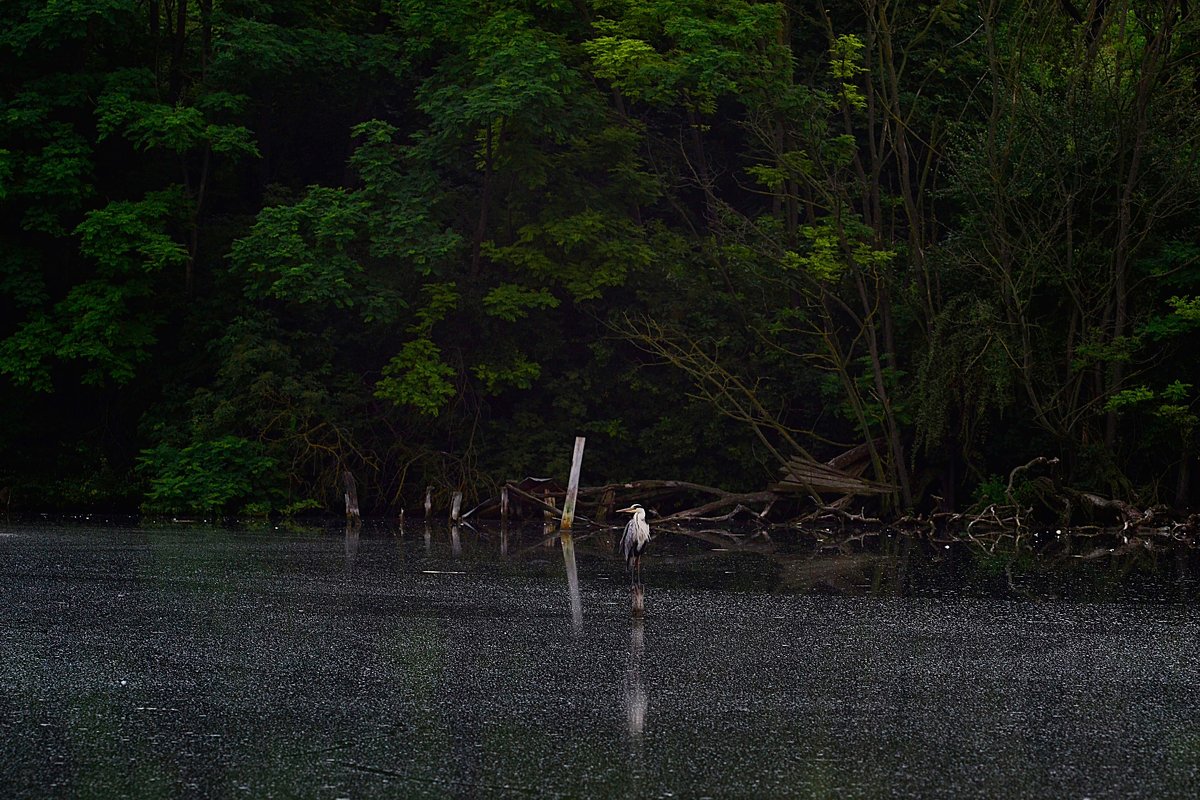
[560,436,586,532]
[450,491,463,522]
[424,486,433,519]
[596,487,615,523]
[500,485,510,526]
[631,584,645,618]
[543,497,557,544]
[343,469,361,525]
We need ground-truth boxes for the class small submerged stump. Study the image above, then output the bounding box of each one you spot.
[631,584,645,618]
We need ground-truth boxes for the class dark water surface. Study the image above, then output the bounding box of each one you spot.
[2,521,1199,798]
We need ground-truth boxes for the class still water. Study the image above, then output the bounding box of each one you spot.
[2,521,1199,798]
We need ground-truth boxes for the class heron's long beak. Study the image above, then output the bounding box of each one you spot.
[616,505,638,513]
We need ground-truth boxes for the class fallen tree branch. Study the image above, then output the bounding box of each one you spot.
[1006,456,1060,500]
[504,482,595,525]
[656,491,777,522]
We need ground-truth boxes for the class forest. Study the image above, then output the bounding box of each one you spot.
[2,0,1199,519]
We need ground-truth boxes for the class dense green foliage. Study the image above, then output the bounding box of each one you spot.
[2,0,1198,515]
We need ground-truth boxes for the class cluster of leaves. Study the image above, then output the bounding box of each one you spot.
[138,436,279,515]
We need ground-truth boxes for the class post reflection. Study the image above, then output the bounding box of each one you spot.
[561,531,582,632]
[343,523,360,574]
[450,523,462,557]
[624,619,647,736]
[422,523,431,555]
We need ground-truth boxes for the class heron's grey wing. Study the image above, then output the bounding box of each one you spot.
[622,517,637,561]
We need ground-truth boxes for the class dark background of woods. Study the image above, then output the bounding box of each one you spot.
[2,0,1199,517]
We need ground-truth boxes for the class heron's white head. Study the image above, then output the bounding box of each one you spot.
[617,503,644,515]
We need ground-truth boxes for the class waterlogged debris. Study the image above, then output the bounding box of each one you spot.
[421,570,465,575]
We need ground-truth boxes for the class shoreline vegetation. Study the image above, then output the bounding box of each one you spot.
[3,2,1199,520]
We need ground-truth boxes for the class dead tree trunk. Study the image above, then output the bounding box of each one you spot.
[343,469,361,525]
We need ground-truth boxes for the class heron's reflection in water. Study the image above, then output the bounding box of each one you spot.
[561,531,583,633]
[624,620,647,736]
[343,523,360,574]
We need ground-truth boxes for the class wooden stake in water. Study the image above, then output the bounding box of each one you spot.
[560,436,586,532]
[543,497,557,545]
[424,486,433,519]
[343,469,361,525]
[500,485,510,557]
[450,491,463,522]
[596,487,615,523]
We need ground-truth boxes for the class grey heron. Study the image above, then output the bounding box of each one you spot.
[618,504,650,585]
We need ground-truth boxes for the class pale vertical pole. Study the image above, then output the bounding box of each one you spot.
[450,491,463,522]
[560,436,586,531]
[500,485,510,525]
[424,486,433,519]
